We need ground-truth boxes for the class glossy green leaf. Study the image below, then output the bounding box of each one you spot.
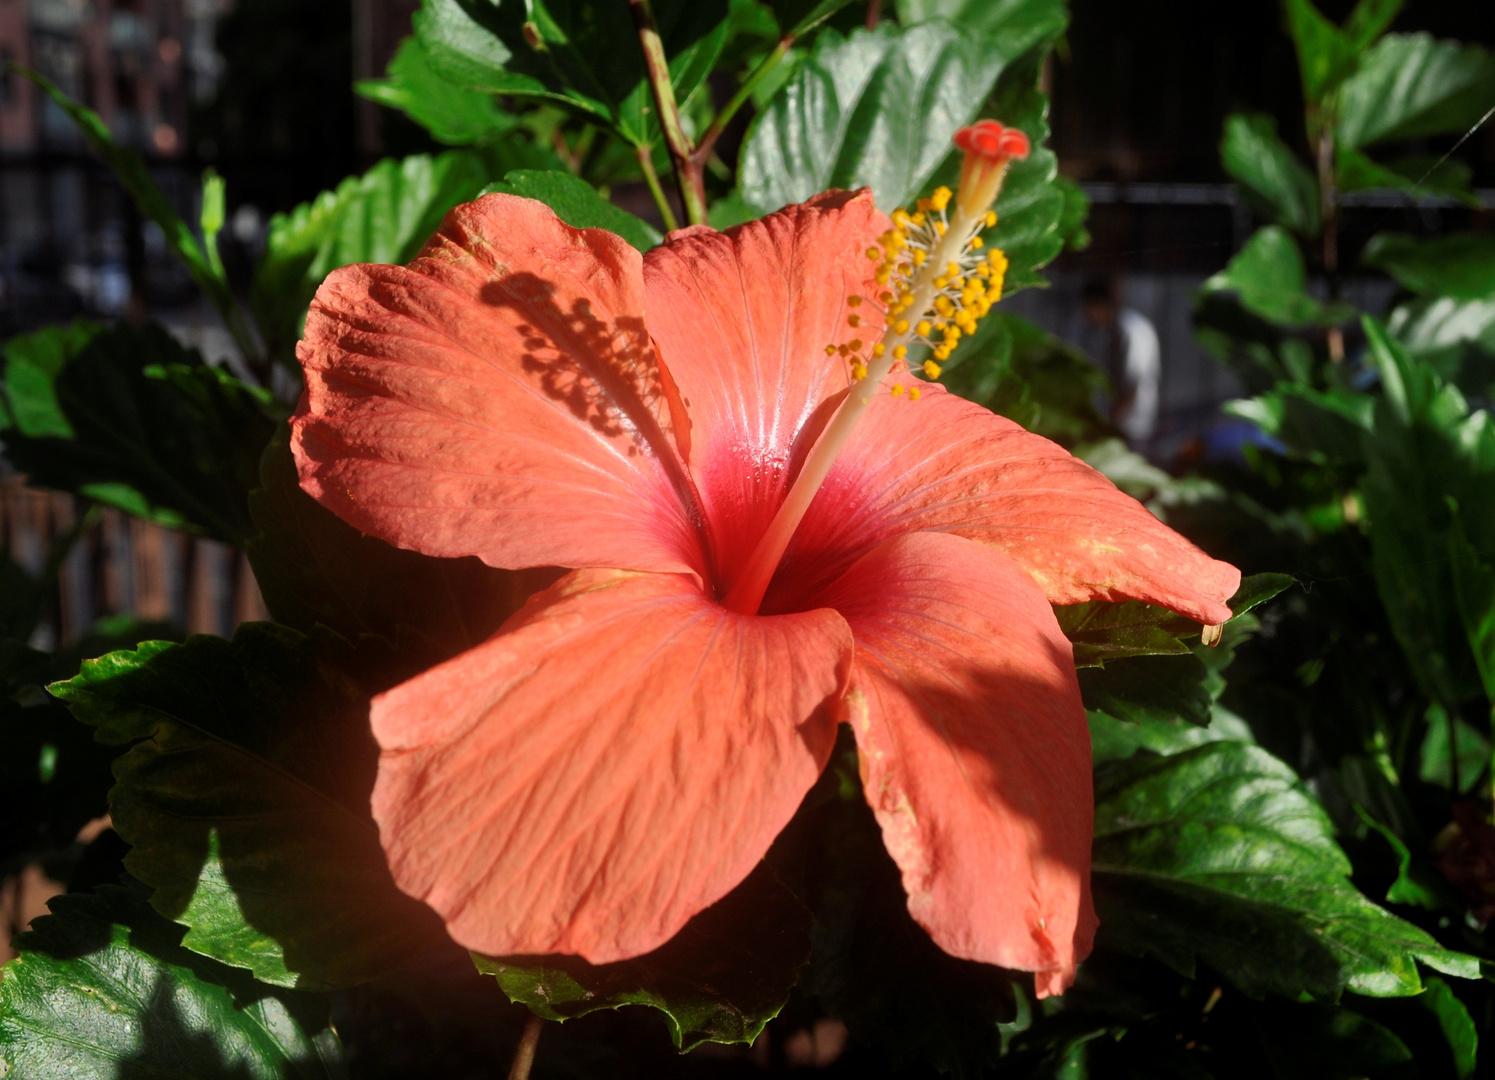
[0,320,279,544]
[49,624,451,991]
[770,0,857,36]
[1220,113,1320,235]
[1337,145,1480,205]
[474,862,811,1051]
[1078,652,1214,727]
[0,886,344,1079]
[1282,0,1358,105]
[1088,704,1256,765]
[1387,296,1495,359]
[250,150,491,370]
[357,36,518,145]
[1420,977,1479,1079]
[248,428,556,672]
[482,169,662,250]
[737,20,1020,213]
[413,0,731,147]
[1337,33,1495,148]
[894,0,1067,55]
[1202,227,1354,328]
[1092,742,1479,1000]
[1363,232,1495,302]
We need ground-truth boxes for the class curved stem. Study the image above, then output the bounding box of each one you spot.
[635,143,680,232]
[628,0,708,225]
[508,1014,544,1080]
[694,36,793,166]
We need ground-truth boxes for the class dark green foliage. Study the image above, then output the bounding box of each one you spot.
[0,885,344,1078]
[482,169,663,250]
[476,862,812,1051]
[0,321,280,544]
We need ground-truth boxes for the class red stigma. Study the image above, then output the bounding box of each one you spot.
[953,120,1029,161]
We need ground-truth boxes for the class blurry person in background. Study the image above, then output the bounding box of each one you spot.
[1081,274,1160,450]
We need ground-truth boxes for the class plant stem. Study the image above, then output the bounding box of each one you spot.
[508,1014,544,1080]
[627,0,708,226]
[1316,129,1344,364]
[693,35,793,166]
[635,143,680,232]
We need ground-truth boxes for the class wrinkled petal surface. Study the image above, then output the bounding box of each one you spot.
[369,568,853,962]
[816,531,1096,996]
[293,194,705,576]
[772,384,1239,625]
[643,190,885,594]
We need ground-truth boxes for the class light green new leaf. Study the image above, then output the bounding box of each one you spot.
[1203,226,1354,327]
[482,169,662,251]
[1337,33,1495,148]
[413,0,731,147]
[1363,232,1495,302]
[357,35,517,145]
[475,862,811,1051]
[49,625,451,991]
[0,886,344,1079]
[1220,112,1320,235]
[1092,742,1479,1000]
[0,320,278,544]
[250,150,490,369]
[738,20,1019,214]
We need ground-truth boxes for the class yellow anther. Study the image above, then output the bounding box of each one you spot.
[934,296,954,317]
[931,186,952,211]
[911,212,926,226]
[933,276,948,289]
[848,295,863,307]
[946,262,960,276]
[876,269,891,284]
[848,313,861,327]
[880,291,894,302]
[850,361,867,380]
[849,338,863,351]
[866,247,881,260]
[891,319,907,334]
[970,237,984,249]
[891,384,905,397]
[872,342,886,357]
[916,197,931,212]
[824,345,837,356]
[909,386,922,401]
[893,345,908,360]
[916,320,931,337]
[923,359,942,378]
[837,344,851,356]
[985,210,997,227]
[911,250,927,267]
[935,221,947,236]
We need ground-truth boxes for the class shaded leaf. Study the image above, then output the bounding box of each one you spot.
[1088,704,1256,765]
[247,428,555,671]
[476,861,810,1051]
[482,169,662,251]
[1282,0,1359,104]
[0,885,344,1079]
[1202,227,1354,328]
[1418,703,1489,794]
[1252,1001,1412,1079]
[0,320,279,544]
[1221,112,1320,235]
[1337,145,1480,206]
[1054,175,1091,252]
[357,36,518,145]
[1337,33,1495,148]
[1449,510,1495,706]
[1055,600,1196,668]
[50,624,452,991]
[413,0,731,147]
[1363,232,1495,302]
[1223,384,1374,465]
[770,0,858,37]
[1079,652,1214,727]
[250,150,491,370]
[1420,977,1478,1080]
[1092,742,1479,1000]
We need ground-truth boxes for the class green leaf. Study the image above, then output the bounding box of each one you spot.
[1282,0,1358,104]
[247,427,556,672]
[1421,977,1479,1080]
[1078,652,1214,727]
[737,20,1023,213]
[1337,145,1481,205]
[482,169,662,250]
[1229,571,1297,617]
[1387,296,1495,360]
[1220,112,1320,235]
[475,862,810,1051]
[357,35,518,145]
[1363,232,1495,302]
[1055,600,1196,668]
[1253,1001,1412,1079]
[1419,703,1489,794]
[1088,704,1256,765]
[1223,383,1375,465]
[413,0,731,147]
[1449,510,1495,706]
[894,0,1067,52]
[1337,33,1495,148]
[0,321,279,544]
[201,169,227,282]
[1352,803,1445,909]
[250,150,491,369]
[19,70,232,314]
[0,885,343,1078]
[49,625,451,990]
[1091,742,1480,1000]
[1341,0,1402,53]
[770,0,858,36]
[1054,175,1091,252]
[1203,226,1355,328]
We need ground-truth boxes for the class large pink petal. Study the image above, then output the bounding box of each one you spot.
[293,193,706,576]
[369,568,853,962]
[816,531,1096,996]
[772,384,1239,625]
[643,190,886,595]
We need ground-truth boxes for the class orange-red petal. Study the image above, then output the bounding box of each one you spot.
[369,568,853,962]
[642,190,886,595]
[293,193,706,576]
[816,531,1096,996]
[773,384,1239,625]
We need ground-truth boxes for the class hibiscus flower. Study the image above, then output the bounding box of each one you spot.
[291,123,1239,997]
